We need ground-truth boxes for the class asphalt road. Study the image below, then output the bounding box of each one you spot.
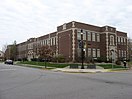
[0,63,132,99]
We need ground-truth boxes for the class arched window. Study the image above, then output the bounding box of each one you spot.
[110,35,114,45]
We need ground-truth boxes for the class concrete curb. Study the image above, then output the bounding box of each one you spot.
[52,68,110,73]
[16,64,129,73]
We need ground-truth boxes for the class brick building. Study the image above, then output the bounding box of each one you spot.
[14,21,128,62]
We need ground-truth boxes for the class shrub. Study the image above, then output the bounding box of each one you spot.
[96,57,107,63]
[31,58,37,61]
[52,54,66,63]
[115,60,121,65]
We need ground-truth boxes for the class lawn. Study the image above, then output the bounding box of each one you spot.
[18,61,69,68]
[17,61,127,69]
[97,64,126,69]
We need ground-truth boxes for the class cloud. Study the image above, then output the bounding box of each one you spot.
[0,0,132,50]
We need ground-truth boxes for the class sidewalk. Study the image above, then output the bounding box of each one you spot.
[16,63,128,73]
[52,68,110,73]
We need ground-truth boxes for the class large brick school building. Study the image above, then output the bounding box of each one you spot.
[13,21,128,62]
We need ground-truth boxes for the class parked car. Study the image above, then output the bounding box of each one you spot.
[5,60,13,65]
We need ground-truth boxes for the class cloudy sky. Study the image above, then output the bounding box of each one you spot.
[0,0,132,50]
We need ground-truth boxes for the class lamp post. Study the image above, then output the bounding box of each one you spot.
[81,30,84,69]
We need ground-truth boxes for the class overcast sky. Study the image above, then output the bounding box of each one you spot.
[0,0,132,51]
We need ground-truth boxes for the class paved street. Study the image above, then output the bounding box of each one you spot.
[0,63,132,99]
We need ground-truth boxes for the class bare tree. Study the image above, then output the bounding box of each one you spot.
[2,43,8,60]
[10,41,17,60]
[128,38,132,61]
[2,43,8,53]
[4,41,17,60]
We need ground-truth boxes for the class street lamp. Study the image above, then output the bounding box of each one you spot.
[81,30,84,69]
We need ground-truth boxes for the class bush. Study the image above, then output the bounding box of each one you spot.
[31,58,37,61]
[17,59,22,61]
[96,57,107,63]
[22,58,28,61]
[115,60,121,65]
[52,54,66,63]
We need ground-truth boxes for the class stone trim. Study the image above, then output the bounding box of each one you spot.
[72,28,76,62]
[106,32,109,61]
[72,21,75,27]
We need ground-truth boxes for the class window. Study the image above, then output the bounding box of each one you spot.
[97,49,100,57]
[87,32,91,41]
[118,50,120,57]
[51,38,54,46]
[43,40,44,46]
[92,48,96,57]
[110,35,114,45]
[77,32,81,40]
[121,37,123,44]
[47,39,49,45]
[122,50,124,57]
[118,37,120,44]
[92,32,96,41]
[77,29,86,40]
[88,48,91,57]
[83,31,86,40]
[54,37,56,45]
[41,41,43,46]
[124,51,126,57]
[63,24,66,30]
[44,40,45,45]
[123,38,126,45]
[45,40,47,45]
[97,33,100,42]
[50,38,52,46]
[52,38,54,45]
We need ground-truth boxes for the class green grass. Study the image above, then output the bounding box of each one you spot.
[17,61,127,69]
[98,64,126,69]
[17,61,69,68]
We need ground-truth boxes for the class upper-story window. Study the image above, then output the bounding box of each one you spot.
[87,32,91,41]
[92,32,96,41]
[110,35,114,45]
[50,38,52,46]
[45,40,47,45]
[77,32,81,40]
[83,31,86,40]
[50,37,56,46]
[28,43,33,49]
[117,37,120,44]
[77,29,86,40]
[124,51,126,57]
[121,37,123,44]
[123,38,126,45]
[53,37,56,45]
[97,33,100,42]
